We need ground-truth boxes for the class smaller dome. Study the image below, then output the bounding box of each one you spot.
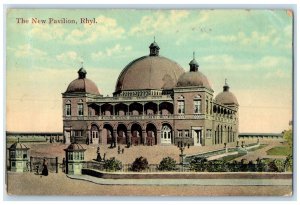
[64,143,86,151]
[177,54,212,89]
[177,71,212,89]
[215,80,238,105]
[65,67,100,95]
[9,142,29,150]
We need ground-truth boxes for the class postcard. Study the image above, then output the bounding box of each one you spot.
[5,8,293,197]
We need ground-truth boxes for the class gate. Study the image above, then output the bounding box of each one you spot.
[30,156,59,173]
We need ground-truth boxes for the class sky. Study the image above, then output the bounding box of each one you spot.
[6,9,293,133]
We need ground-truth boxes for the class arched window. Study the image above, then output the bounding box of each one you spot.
[78,99,84,116]
[177,96,185,114]
[65,100,71,116]
[194,95,201,114]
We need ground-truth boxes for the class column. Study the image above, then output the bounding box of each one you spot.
[142,130,146,145]
[99,130,102,144]
[157,102,159,115]
[86,129,91,144]
[113,130,117,147]
[112,104,115,117]
[142,102,145,115]
[127,130,132,145]
[157,130,161,145]
[172,130,175,145]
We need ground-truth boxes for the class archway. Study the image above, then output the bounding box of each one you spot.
[161,123,172,144]
[103,124,114,145]
[129,102,143,116]
[146,123,157,145]
[159,102,174,115]
[115,103,128,116]
[117,124,127,144]
[144,102,158,115]
[90,124,99,144]
[131,123,142,145]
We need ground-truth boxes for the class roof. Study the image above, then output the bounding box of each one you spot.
[239,133,283,136]
[64,143,86,151]
[176,71,212,89]
[9,142,29,150]
[215,91,238,105]
[65,78,100,95]
[115,55,185,92]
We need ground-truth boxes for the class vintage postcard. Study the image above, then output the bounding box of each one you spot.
[5,8,293,197]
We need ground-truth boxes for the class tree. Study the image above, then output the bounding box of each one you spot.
[283,128,292,155]
[131,156,149,172]
[158,157,177,171]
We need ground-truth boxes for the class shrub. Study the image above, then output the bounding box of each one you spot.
[284,154,292,171]
[158,157,177,171]
[103,157,122,172]
[131,156,149,172]
[189,157,207,172]
[267,160,279,172]
[256,158,268,172]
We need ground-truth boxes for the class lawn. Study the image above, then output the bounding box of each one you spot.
[247,144,267,152]
[266,146,291,156]
[219,152,247,162]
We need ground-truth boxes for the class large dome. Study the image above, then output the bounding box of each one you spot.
[115,41,185,92]
[65,67,100,95]
[215,82,238,105]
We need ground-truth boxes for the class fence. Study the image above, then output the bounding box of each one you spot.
[30,156,58,173]
[83,161,192,172]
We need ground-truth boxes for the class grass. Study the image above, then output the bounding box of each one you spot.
[266,146,291,156]
[247,144,267,152]
[219,152,247,162]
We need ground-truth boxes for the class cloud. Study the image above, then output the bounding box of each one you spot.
[129,10,189,36]
[29,23,67,40]
[91,44,132,60]
[8,44,47,58]
[56,51,83,62]
[65,16,125,44]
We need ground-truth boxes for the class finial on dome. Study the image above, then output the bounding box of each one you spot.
[149,38,160,56]
[154,36,156,42]
[189,52,199,72]
[78,63,87,79]
[223,78,230,92]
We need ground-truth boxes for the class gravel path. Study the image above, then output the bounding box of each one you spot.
[6,172,292,196]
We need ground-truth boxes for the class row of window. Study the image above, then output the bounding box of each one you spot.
[177,129,212,138]
[67,152,84,161]
[65,103,84,116]
[177,99,213,114]
[9,150,28,159]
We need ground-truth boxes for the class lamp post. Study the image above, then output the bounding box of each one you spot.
[178,141,186,167]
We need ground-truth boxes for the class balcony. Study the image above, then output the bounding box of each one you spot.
[63,113,210,121]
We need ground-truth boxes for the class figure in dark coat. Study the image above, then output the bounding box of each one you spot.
[42,158,48,176]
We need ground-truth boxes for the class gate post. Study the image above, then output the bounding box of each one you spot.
[30,156,33,172]
[55,157,58,173]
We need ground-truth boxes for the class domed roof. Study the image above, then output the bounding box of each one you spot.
[215,80,238,105]
[65,67,100,95]
[176,54,212,90]
[115,41,185,92]
[9,141,29,150]
[177,71,212,89]
[64,143,86,151]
